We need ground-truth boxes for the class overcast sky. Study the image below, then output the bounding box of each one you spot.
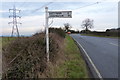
[0,0,119,36]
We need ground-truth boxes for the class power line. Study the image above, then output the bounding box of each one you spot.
[16,0,106,17]
[18,2,53,17]
[48,18,54,26]
[72,0,110,10]
[31,2,53,13]
[17,0,28,8]
[73,2,100,10]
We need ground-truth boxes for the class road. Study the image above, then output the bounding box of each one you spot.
[70,34,118,78]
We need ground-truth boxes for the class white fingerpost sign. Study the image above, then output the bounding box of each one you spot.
[45,7,49,62]
[45,7,72,62]
[48,11,72,18]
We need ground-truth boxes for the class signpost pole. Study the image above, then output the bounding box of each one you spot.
[45,8,72,62]
[45,7,49,62]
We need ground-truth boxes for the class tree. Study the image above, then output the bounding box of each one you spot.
[81,18,94,31]
[64,23,72,32]
[106,29,110,32]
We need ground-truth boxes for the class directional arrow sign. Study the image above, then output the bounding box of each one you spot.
[48,11,72,18]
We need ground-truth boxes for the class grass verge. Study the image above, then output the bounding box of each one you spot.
[55,35,89,78]
[81,33,119,39]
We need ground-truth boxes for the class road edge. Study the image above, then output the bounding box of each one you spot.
[71,36,103,80]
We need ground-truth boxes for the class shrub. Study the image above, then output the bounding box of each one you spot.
[2,32,64,78]
[49,28,66,38]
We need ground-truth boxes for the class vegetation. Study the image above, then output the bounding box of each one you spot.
[2,28,89,78]
[49,28,66,38]
[2,37,16,47]
[2,33,61,78]
[81,33,119,39]
[0,37,2,46]
[0,38,1,79]
[55,35,89,78]
[80,28,119,38]
[81,18,94,31]
[64,23,72,32]
[2,28,65,78]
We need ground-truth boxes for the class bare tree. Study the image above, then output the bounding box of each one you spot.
[81,18,94,31]
[64,23,72,32]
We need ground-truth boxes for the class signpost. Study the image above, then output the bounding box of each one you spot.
[45,7,49,62]
[48,11,72,18]
[45,7,72,62]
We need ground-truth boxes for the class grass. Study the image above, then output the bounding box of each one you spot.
[0,37,2,47]
[81,33,119,39]
[56,35,89,78]
[2,37,16,47]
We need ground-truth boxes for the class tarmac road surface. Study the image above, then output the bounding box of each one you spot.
[70,34,118,78]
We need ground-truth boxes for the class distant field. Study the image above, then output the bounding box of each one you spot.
[81,33,119,39]
[2,37,16,47]
[0,37,1,46]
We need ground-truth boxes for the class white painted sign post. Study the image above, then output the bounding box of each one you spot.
[45,7,49,62]
[45,7,72,62]
[48,11,72,18]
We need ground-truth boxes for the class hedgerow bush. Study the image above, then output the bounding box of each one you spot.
[49,28,66,38]
[2,30,65,78]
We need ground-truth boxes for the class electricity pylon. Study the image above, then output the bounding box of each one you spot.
[8,5,21,37]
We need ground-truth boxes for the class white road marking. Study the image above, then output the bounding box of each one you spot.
[109,43,118,47]
[73,38,103,79]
